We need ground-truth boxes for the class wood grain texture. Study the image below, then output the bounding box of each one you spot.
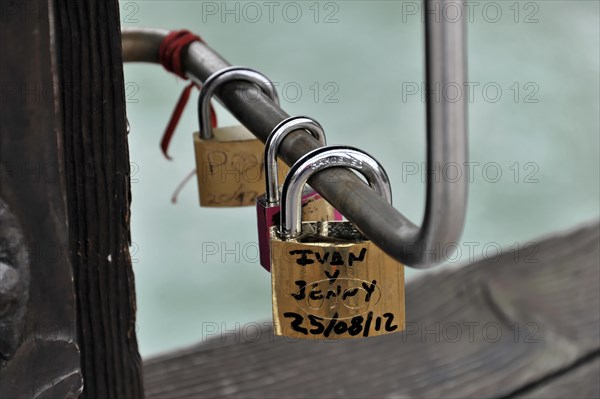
[0,0,82,396]
[52,0,143,397]
[144,221,600,398]
[519,357,599,399]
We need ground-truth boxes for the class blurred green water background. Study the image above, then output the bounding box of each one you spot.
[121,0,599,357]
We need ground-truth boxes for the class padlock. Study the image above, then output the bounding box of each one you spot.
[194,66,280,207]
[256,116,342,272]
[270,146,405,339]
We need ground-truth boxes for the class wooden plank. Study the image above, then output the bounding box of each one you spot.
[51,1,143,397]
[519,357,599,399]
[143,221,600,398]
[1,1,143,397]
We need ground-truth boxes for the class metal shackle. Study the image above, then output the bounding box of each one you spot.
[197,66,280,139]
[280,146,392,239]
[264,116,326,204]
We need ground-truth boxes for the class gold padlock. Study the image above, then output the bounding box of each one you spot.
[270,146,405,339]
[194,66,280,207]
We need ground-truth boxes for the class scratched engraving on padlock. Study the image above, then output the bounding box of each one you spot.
[311,156,364,172]
[195,127,266,207]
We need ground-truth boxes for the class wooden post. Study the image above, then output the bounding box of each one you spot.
[0,0,143,397]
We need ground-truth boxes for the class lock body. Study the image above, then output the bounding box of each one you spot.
[270,221,405,339]
[194,126,287,207]
[256,190,342,271]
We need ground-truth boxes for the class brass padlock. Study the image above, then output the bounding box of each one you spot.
[270,146,405,339]
[256,116,342,272]
[194,66,280,207]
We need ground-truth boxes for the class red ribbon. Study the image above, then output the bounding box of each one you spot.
[158,30,217,160]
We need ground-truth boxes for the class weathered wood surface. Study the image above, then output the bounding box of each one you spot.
[521,357,599,399]
[2,1,143,397]
[0,0,82,396]
[144,220,600,398]
[53,0,143,397]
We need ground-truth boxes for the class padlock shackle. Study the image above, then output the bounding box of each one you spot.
[280,146,392,239]
[197,67,280,140]
[264,116,326,204]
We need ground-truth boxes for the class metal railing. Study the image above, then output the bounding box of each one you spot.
[121,0,468,268]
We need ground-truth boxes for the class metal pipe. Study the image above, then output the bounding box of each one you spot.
[121,0,468,268]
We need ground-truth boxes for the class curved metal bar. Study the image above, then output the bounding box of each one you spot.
[121,0,468,268]
[265,116,326,204]
[198,66,279,139]
[280,146,392,239]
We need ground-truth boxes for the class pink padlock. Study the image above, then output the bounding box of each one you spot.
[256,116,342,271]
